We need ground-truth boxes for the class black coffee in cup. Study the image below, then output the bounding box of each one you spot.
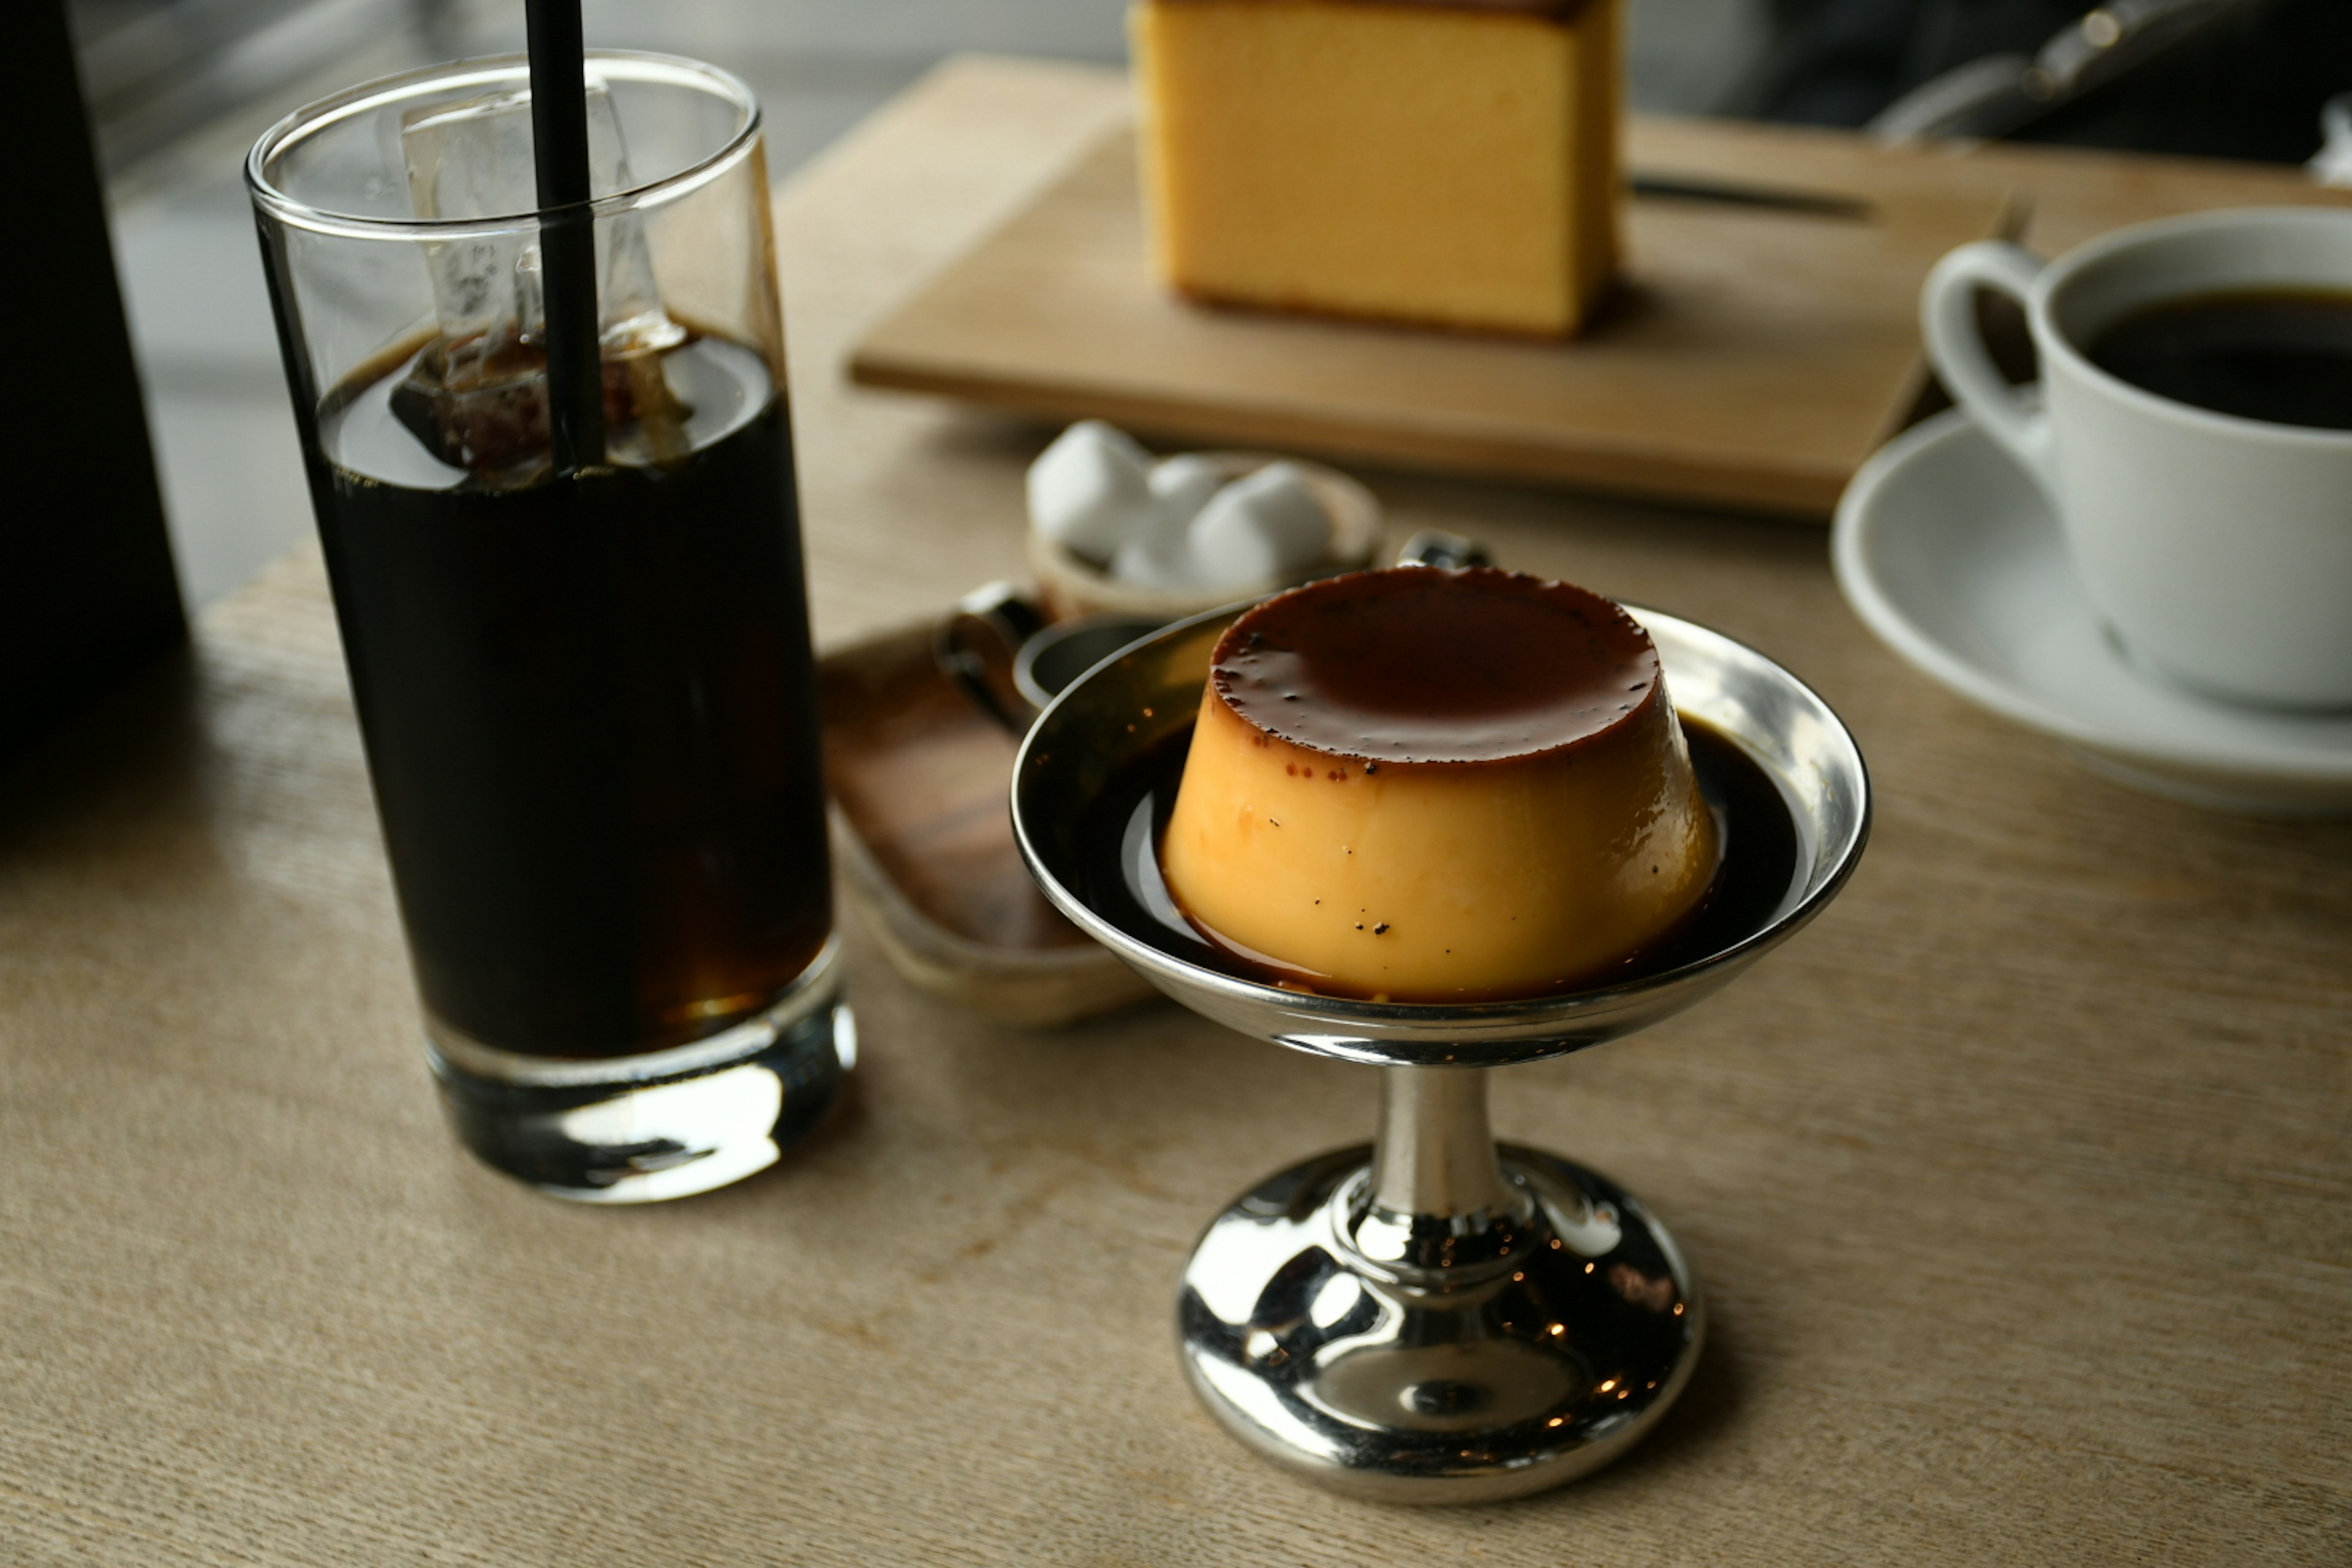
[2085,287,2352,431]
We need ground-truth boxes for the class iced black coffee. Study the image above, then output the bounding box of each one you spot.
[317,323,829,1060]
[251,55,849,1199]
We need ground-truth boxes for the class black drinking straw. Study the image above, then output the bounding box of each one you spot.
[524,0,604,473]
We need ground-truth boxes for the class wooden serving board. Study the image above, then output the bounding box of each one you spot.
[850,119,2016,517]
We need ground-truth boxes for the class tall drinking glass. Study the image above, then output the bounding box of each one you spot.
[247,54,850,1202]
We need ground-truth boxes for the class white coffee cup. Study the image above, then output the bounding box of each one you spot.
[1922,207,2352,710]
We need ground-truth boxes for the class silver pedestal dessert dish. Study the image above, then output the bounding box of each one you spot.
[1012,599,1869,1504]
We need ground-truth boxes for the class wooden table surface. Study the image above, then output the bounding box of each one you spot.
[4,59,2347,1566]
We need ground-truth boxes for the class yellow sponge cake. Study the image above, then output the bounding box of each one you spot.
[1131,0,1622,337]
[1159,568,1718,1001]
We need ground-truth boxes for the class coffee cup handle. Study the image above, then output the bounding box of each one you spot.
[1921,241,2057,492]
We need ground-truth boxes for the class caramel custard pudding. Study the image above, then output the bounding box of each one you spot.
[1158,568,1721,1001]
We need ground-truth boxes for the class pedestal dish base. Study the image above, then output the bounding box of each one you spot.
[1178,1142,1704,1504]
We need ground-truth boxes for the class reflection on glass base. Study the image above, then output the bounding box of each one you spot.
[1178,1144,1703,1504]
[426,941,854,1204]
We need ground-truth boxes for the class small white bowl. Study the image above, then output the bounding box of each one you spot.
[1027,450,1382,622]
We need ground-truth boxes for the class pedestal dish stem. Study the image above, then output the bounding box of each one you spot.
[1369,1064,1512,1219]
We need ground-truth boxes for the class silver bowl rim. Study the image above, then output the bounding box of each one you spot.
[1011,596,1872,1038]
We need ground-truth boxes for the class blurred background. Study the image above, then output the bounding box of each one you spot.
[67,0,2351,608]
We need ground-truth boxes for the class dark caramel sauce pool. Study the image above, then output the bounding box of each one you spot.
[1078,719,1806,1001]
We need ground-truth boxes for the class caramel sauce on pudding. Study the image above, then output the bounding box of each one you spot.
[1158,568,1722,1001]
[1211,565,1662,764]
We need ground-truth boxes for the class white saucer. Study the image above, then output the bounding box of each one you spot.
[1833,408,2352,815]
